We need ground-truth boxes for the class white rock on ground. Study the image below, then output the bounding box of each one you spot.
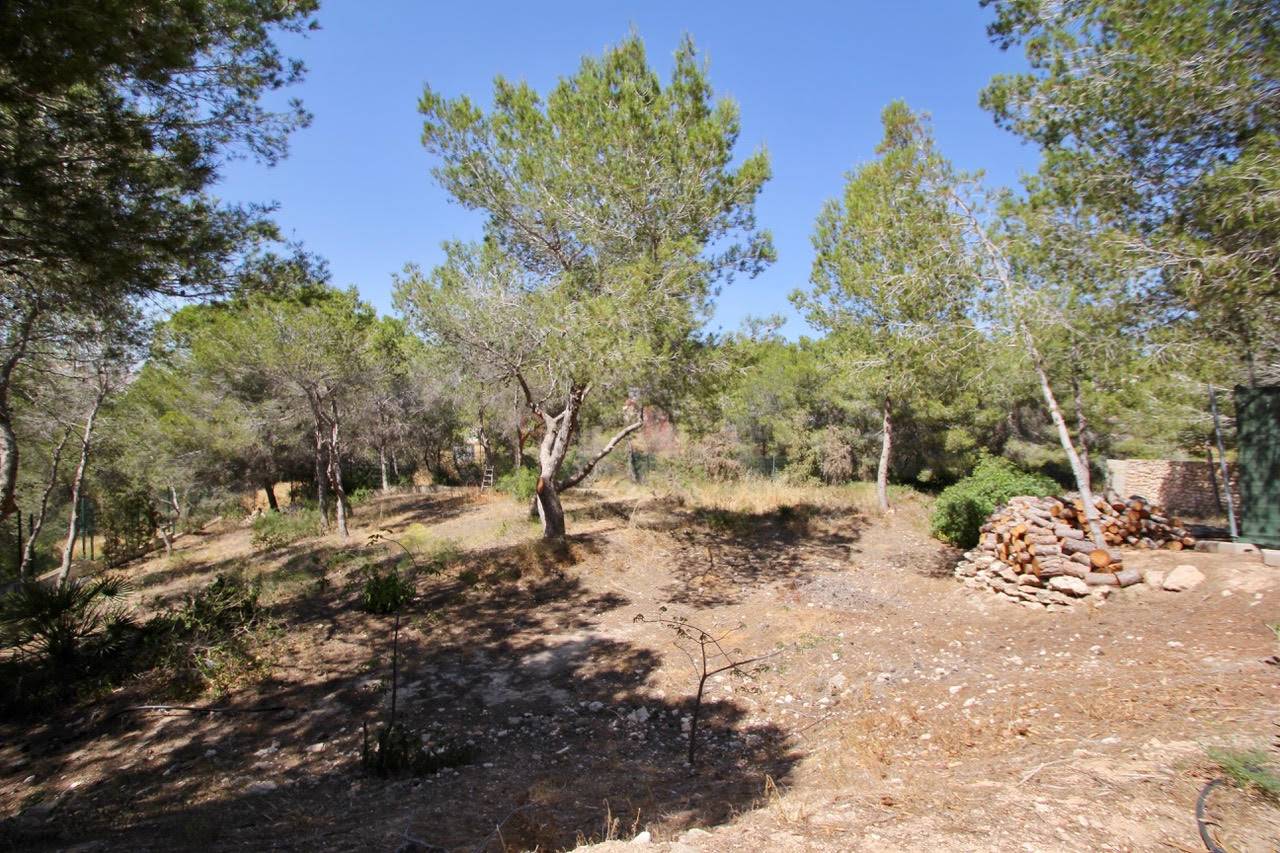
[1142,569,1166,588]
[1162,564,1206,592]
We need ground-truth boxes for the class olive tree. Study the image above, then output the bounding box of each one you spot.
[397,35,773,538]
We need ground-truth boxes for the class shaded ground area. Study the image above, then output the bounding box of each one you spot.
[0,484,1277,851]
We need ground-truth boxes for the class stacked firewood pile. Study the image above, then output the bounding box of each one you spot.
[954,493,1196,609]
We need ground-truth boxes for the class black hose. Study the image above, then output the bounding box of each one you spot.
[1195,777,1228,853]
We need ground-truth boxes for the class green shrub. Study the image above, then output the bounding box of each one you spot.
[495,466,538,502]
[349,486,375,507]
[930,455,1058,548]
[250,508,321,550]
[148,574,268,697]
[359,565,414,614]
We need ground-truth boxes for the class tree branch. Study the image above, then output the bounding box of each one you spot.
[556,419,643,492]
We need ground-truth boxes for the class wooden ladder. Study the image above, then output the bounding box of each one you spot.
[481,465,495,490]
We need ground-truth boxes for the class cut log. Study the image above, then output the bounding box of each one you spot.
[1061,538,1097,556]
[1114,568,1141,587]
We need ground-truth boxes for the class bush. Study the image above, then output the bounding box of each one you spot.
[930,455,1058,548]
[250,508,321,550]
[495,466,538,502]
[684,434,746,482]
[349,486,375,507]
[359,565,414,614]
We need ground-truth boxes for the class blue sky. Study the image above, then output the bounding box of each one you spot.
[218,1,1040,337]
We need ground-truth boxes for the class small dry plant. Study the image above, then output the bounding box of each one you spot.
[359,531,470,777]
[634,611,775,767]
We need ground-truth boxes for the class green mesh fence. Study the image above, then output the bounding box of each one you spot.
[1235,386,1280,548]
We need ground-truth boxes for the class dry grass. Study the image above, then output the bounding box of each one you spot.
[599,474,932,519]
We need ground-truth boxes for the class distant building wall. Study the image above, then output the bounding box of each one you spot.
[1105,459,1240,518]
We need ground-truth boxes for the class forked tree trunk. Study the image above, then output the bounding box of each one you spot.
[518,380,644,540]
[876,395,893,513]
[19,427,71,577]
[535,476,567,539]
[59,386,106,582]
[534,403,574,541]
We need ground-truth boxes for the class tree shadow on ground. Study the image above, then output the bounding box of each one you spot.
[0,536,799,852]
[640,502,865,608]
[381,491,483,529]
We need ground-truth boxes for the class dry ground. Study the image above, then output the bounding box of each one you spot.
[1,482,1277,852]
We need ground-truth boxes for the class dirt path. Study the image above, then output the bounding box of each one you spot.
[1,487,1276,851]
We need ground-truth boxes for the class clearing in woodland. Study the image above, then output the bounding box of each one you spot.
[1,484,1277,852]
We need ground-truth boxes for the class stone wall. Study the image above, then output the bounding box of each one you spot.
[1105,459,1240,518]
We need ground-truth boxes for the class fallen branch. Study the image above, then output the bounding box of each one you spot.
[101,703,290,724]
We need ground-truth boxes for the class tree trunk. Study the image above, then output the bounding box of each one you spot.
[0,303,39,522]
[313,423,329,531]
[328,400,349,539]
[876,396,893,513]
[534,409,573,540]
[1031,353,1107,547]
[157,517,173,558]
[0,413,17,522]
[391,448,400,480]
[168,484,182,538]
[952,189,1107,549]
[19,427,71,577]
[1069,350,1092,494]
[263,478,279,512]
[535,475,567,539]
[59,387,106,582]
[1205,442,1223,512]
[379,444,390,493]
[529,386,587,540]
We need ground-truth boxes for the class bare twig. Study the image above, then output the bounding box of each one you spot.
[634,612,778,767]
